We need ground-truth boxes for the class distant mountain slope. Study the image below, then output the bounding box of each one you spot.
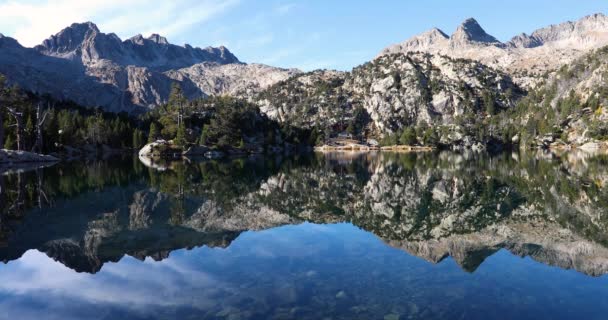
[379,13,608,77]
[512,46,608,147]
[0,22,297,113]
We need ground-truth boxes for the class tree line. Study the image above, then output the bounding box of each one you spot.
[1,75,140,153]
[0,76,314,154]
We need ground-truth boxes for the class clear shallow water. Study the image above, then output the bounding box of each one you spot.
[1,151,608,319]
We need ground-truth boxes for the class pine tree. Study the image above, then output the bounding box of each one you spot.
[4,133,14,150]
[400,127,417,146]
[132,129,145,149]
[199,124,209,145]
[148,122,159,143]
[25,115,34,148]
[422,128,439,146]
[159,83,188,138]
[174,123,187,147]
[0,74,7,148]
[484,90,496,116]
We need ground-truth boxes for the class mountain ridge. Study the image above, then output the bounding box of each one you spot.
[34,21,240,70]
[0,22,297,113]
[379,13,608,76]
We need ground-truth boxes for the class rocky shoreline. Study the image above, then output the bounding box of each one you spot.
[314,144,435,152]
[0,149,59,174]
[0,149,59,164]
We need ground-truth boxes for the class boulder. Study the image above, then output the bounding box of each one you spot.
[138,140,182,159]
[579,142,601,151]
[511,134,520,144]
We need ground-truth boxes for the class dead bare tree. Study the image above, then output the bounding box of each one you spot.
[0,75,5,148]
[6,107,24,151]
[31,103,50,153]
[36,167,49,209]
[0,106,4,149]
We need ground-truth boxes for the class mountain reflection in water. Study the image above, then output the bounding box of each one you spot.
[1,151,608,319]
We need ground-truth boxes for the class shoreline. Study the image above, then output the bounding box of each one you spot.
[314,144,435,152]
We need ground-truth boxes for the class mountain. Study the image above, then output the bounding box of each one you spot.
[0,22,297,113]
[379,13,608,78]
[451,18,502,46]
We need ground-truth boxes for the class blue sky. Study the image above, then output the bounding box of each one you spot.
[0,0,606,71]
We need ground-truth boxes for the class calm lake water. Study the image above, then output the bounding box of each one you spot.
[1,151,608,319]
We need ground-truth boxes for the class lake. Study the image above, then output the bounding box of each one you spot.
[1,151,608,320]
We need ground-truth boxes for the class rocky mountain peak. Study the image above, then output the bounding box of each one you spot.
[72,21,100,33]
[507,32,542,48]
[451,18,500,44]
[36,21,101,54]
[582,12,607,22]
[147,34,169,45]
[424,28,450,40]
[128,34,145,45]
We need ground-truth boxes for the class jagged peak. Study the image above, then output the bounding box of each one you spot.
[507,32,542,48]
[580,12,607,21]
[460,18,481,28]
[147,33,169,45]
[128,34,145,43]
[452,17,500,44]
[423,27,449,39]
[35,21,102,54]
[124,33,146,45]
[65,21,100,34]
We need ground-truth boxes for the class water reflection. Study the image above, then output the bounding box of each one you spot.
[1,224,608,320]
[1,152,608,275]
[1,151,608,318]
